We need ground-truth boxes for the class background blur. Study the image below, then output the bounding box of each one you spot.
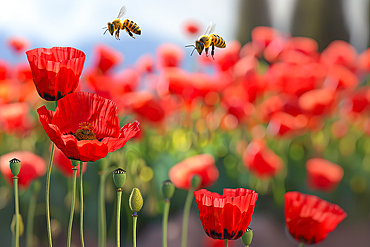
[1,0,370,246]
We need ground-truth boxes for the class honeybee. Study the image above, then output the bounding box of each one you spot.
[103,6,141,40]
[185,22,226,59]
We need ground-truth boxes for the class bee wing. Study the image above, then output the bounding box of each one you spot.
[117,6,127,19]
[204,21,216,35]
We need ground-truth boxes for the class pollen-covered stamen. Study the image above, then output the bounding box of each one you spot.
[74,122,97,141]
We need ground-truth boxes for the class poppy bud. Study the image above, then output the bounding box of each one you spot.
[9,158,21,177]
[112,168,126,189]
[162,180,175,199]
[129,187,143,213]
[11,214,24,236]
[71,160,79,168]
[241,227,253,246]
[191,175,202,189]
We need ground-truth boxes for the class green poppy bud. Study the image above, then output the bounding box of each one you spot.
[191,174,202,189]
[162,180,175,199]
[112,168,126,189]
[241,227,253,246]
[9,158,21,177]
[129,187,143,213]
[11,214,24,236]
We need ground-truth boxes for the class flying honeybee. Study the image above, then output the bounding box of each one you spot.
[185,22,226,59]
[103,6,141,40]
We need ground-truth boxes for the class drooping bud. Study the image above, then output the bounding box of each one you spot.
[129,187,143,213]
[11,214,24,236]
[162,180,175,199]
[191,174,202,189]
[241,227,253,247]
[112,168,126,189]
[9,158,21,177]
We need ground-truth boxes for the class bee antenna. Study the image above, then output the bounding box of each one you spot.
[185,44,195,48]
[102,27,107,29]
[190,48,196,56]
[103,29,108,35]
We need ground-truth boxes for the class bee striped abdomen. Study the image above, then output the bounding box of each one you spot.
[211,34,226,48]
[123,19,141,35]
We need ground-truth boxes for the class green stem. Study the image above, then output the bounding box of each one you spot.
[79,161,85,247]
[162,199,170,247]
[224,239,228,247]
[298,244,304,247]
[98,171,107,247]
[116,190,122,247]
[26,186,38,247]
[181,189,194,247]
[46,143,55,247]
[133,214,138,247]
[67,168,77,247]
[14,177,19,247]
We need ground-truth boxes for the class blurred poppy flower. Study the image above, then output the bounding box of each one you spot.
[306,158,344,192]
[251,26,282,51]
[320,40,357,71]
[112,68,140,96]
[169,154,218,190]
[14,63,33,83]
[0,60,10,81]
[183,20,201,36]
[135,54,155,74]
[358,47,370,72]
[214,41,240,71]
[26,47,86,101]
[194,188,258,240]
[267,112,307,138]
[242,140,284,179]
[298,88,336,116]
[157,67,194,99]
[330,120,348,139]
[53,146,87,177]
[284,191,347,244]
[341,87,370,116]
[0,151,46,189]
[93,44,123,74]
[37,92,140,162]
[157,43,184,68]
[325,65,358,91]
[7,36,30,54]
[84,69,114,99]
[0,102,34,136]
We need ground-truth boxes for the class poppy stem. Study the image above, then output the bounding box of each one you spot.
[298,244,304,247]
[46,142,55,247]
[133,213,138,247]
[79,161,85,247]
[67,168,77,247]
[224,239,228,247]
[181,188,194,247]
[13,176,19,247]
[162,199,170,247]
[98,169,107,247]
[26,181,40,247]
[116,189,122,247]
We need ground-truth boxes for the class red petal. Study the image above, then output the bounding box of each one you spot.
[101,121,140,152]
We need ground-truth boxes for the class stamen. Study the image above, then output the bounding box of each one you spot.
[74,122,97,141]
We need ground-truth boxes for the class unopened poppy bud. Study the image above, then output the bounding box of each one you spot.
[162,180,175,199]
[241,227,253,246]
[129,187,143,213]
[191,175,202,189]
[11,214,24,236]
[9,158,21,177]
[112,168,126,189]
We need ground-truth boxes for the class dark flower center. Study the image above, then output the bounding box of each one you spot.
[74,122,97,141]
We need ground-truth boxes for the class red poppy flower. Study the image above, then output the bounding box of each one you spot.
[358,47,370,72]
[194,188,258,240]
[267,112,307,138]
[306,158,344,192]
[284,191,347,244]
[168,154,219,190]
[251,26,282,51]
[0,102,34,136]
[54,146,87,177]
[0,151,46,189]
[214,41,241,71]
[26,47,86,101]
[320,40,357,71]
[157,43,184,68]
[135,54,155,74]
[325,65,358,91]
[7,36,30,54]
[0,60,10,81]
[298,88,336,116]
[37,92,140,162]
[183,20,201,36]
[93,44,123,74]
[242,140,284,179]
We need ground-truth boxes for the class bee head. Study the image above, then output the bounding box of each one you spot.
[195,41,204,55]
[107,22,115,36]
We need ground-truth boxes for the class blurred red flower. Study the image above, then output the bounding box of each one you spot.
[325,65,358,91]
[53,146,87,177]
[267,112,307,138]
[358,47,370,72]
[0,60,10,81]
[251,26,282,51]
[0,151,46,189]
[284,191,347,244]
[330,120,348,139]
[37,92,140,162]
[298,88,336,116]
[320,40,357,71]
[214,41,240,71]
[242,140,284,179]
[194,188,258,240]
[0,102,34,136]
[306,158,344,192]
[7,36,30,54]
[168,154,219,190]
[157,43,184,68]
[183,20,201,36]
[135,54,155,74]
[93,44,123,74]
[26,47,86,101]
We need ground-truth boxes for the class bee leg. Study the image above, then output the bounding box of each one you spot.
[127,30,135,39]
[211,44,215,60]
[205,47,209,57]
[115,30,120,40]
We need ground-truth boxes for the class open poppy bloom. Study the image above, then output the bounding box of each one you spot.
[194,188,258,240]
[37,92,140,162]
[26,47,85,101]
[169,154,219,190]
[284,191,347,244]
[0,151,46,189]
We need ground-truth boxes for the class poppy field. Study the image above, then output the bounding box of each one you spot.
[0,24,370,247]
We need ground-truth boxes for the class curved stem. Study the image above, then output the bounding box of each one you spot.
[79,161,85,247]
[133,214,138,247]
[181,189,194,247]
[46,143,55,247]
[13,177,19,247]
[162,199,170,247]
[98,172,107,247]
[224,239,228,247]
[26,186,38,247]
[116,190,122,247]
[67,168,77,247]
